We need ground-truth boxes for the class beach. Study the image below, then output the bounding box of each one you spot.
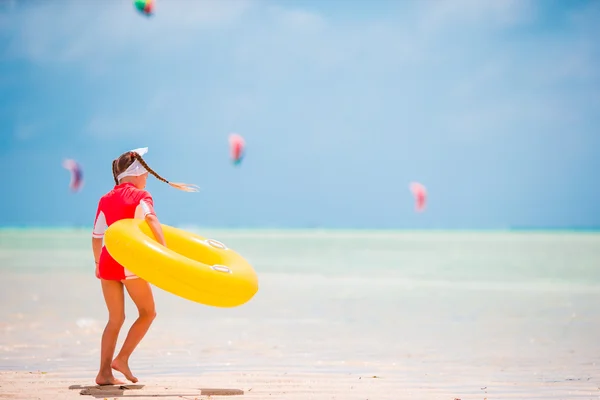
[1,229,599,399]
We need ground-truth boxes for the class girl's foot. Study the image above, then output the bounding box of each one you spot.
[111,358,138,383]
[95,373,125,386]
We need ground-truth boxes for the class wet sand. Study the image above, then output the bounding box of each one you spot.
[2,272,600,399]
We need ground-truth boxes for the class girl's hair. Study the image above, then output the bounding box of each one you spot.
[112,151,199,192]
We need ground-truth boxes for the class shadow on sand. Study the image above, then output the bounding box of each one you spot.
[69,384,244,398]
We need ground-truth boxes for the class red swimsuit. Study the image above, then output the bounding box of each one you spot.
[92,182,155,281]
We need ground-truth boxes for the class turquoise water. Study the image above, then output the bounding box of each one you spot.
[2,229,600,287]
[1,229,599,397]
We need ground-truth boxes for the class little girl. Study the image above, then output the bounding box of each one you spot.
[91,147,198,385]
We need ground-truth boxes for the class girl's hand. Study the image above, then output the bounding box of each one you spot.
[95,261,100,278]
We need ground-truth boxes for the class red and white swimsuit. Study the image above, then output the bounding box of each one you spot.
[92,182,156,281]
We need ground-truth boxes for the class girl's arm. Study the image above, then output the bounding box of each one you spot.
[92,237,103,262]
[92,237,103,277]
[145,213,167,247]
[92,204,107,278]
[135,195,166,247]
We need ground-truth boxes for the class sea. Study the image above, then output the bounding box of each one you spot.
[1,229,599,396]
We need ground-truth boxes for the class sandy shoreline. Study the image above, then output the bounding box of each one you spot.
[0,370,406,400]
[2,271,600,399]
[2,369,599,400]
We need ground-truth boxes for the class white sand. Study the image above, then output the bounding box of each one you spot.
[2,369,599,400]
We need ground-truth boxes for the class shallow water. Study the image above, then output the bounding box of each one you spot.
[1,229,599,396]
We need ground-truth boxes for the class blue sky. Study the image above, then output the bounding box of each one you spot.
[0,0,599,229]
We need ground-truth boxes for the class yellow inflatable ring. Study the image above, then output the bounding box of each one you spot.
[103,219,259,308]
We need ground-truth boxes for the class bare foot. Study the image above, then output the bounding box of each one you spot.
[111,358,138,383]
[95,373,125,386]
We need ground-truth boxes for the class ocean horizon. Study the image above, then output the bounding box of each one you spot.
[1,225,599,233]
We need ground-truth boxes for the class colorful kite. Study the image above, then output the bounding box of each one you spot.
[63,159,84,192]
[134,0,154,16]
[409,182,427,212]
[228,133,246,166]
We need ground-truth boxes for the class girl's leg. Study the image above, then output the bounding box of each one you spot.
[96,279,126,385]
[111,278,156,383]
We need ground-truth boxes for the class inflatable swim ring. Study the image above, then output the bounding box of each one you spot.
[103,219,258,307]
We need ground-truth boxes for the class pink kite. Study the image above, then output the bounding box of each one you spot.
[228,133,246,166]
[62,159,84,192]
[409,182,426,212]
